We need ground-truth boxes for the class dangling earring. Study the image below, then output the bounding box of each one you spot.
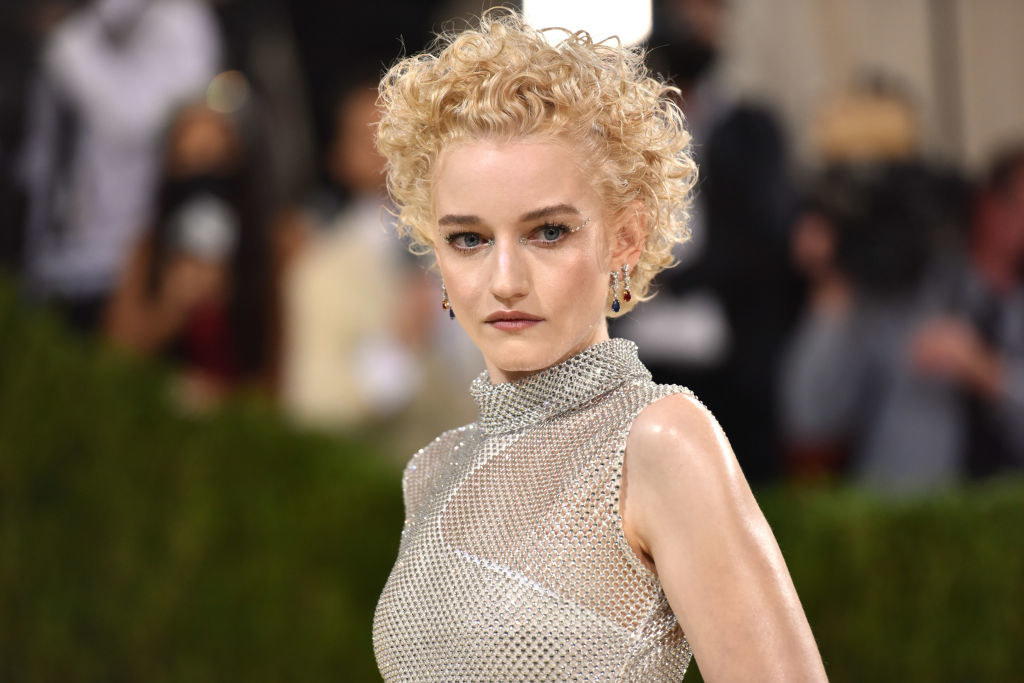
[610,269,621,313]
[622,263,632,303]
[441,281,455,319]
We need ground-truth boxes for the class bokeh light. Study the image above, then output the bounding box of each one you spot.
[206,70,251,114]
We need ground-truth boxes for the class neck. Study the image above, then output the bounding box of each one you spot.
[484,321,611,384]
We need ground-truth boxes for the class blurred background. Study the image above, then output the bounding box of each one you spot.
[0,0,1021,680]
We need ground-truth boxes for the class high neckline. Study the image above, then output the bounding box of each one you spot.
[469,338,651,436]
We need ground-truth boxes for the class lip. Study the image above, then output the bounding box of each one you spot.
[485,310,544,331]
[485,310,543,323]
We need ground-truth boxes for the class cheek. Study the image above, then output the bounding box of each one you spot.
[437,257,477,302]
[538,252,607,314]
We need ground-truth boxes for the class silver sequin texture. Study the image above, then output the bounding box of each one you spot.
[373,338,699,681]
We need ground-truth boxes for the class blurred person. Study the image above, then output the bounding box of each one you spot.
[812,71,969,258]
[782,162,943,481]
[279,81,478,447]
[617,0,801,484]
[913,148,1024,478]
[371,12,826,681]
[813,72,921,165]
[16,0,220,332]
[781,150,1024,493]
[280,82,425,427]
[0,2,58,273]
[783,202,851,481]
[105,103,274,411]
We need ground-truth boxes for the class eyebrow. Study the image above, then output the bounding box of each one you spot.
[519,203,582,222]
[437,203,582,227]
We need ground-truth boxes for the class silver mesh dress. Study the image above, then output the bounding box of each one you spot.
[373,338,695,681]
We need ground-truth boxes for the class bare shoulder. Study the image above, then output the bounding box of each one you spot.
[624,391,829,681]
[625,390,741,489]
[621,390,753,559]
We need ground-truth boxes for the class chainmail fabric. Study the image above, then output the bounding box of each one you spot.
[373,338,697,681]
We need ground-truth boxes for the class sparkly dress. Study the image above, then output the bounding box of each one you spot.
[372,338,696,681]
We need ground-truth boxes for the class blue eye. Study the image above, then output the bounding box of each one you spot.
[541,225,563,240]
[444,232,488,251]
[442,222,576,252]
[531,223,571,245]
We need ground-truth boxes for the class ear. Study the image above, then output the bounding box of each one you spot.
[609,200,648,269]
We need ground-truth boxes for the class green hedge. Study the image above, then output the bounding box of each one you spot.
[0,284,403,682]
[758,479,1023,683]
[0,282,1021,682]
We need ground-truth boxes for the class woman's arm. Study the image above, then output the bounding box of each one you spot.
[621,393,827,682]
[105,237,222,354]
[910,314,1024,462]
[106,236,175,353]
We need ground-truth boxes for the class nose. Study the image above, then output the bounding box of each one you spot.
[489,236,529,305]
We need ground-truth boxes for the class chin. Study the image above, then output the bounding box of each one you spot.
[481,335,564,375]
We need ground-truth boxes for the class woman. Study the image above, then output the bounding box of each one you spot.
[371,11,827,681]
[105,103,275,409]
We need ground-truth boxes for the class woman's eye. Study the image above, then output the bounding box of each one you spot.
[444,224,571,251]
[446,232,486,250]
[532,224,570,245]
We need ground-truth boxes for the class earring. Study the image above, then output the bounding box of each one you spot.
[622,263,632,303]
[441,281,455,319]
[610,270,621,312]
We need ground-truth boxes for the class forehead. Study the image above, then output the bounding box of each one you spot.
[432,137,600,218]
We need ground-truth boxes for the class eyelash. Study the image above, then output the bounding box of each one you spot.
[443,222,574,253]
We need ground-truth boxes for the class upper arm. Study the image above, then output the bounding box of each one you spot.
[622,393,827,682]
[104,236,154,348]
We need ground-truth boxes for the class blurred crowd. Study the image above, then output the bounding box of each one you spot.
[1,0,1021,494]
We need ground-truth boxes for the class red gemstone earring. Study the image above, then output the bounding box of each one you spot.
[622,263,632,303]
[441,281,455,319]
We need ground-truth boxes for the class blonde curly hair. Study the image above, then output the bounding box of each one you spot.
[376,9,697,314]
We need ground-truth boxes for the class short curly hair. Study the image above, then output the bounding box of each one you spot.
[375,9,697,314]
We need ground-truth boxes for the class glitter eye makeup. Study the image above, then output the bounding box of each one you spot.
[442,232,494,251]
[518,216,591,246]
[442,216,592,253]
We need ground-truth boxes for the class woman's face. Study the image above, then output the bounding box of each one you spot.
[432,136,621,383]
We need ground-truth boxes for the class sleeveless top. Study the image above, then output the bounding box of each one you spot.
[372,338,698,681]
